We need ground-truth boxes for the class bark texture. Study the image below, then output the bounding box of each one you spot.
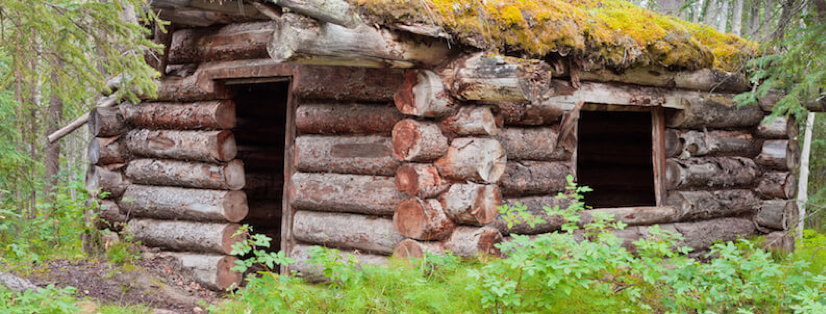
[127,219,241,254]
[121,100,236,130]
[290,173,406,216]
[295,103,403,134]
[292,210,404,254]
[165,252,241,291]
[121,185,248,222]
[665,157,759,189]
[89,106,126,137]
[495,127,559,161]
[756,171,796,199]
[666,190,760,221]
[394,163,449,198]
[168,21,275,64]
[441,106,502,135]
[500,161,571,196]
[295,135,399,176]
[126,129,237,162]
[126,159,245,190]
[88,136,127,165]
[675,130,761,157]
[451,53,552,103]
[666,96,764,128]
[756,200,796,231]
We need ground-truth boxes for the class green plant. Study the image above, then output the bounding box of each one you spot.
[0,285,80,314]
[230,225,295,274]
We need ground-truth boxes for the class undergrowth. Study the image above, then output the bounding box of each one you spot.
[217,176,826,314]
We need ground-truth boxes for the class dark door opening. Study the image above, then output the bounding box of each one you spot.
[576,110,656,208]
[231,80,291,257]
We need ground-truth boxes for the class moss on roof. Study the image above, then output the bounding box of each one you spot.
[351,0,758,72]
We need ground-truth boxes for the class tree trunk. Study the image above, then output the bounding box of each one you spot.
[775,0,798,41]
[125,159,245,190]
[295,103,403,134]
[86,165,130,198]
[127,219,242,254]
[434,137,506,183]
[168,21,275,64]
[121,185,248,222]
[391,120,449,162]
[393,70,456,117]
[88,136,127,165]
[394,163,449,198]
[756,200,796,230]
[441,106,502,135]
[125,129,237,162]
[755,139,799,170]
[439,183,502,226]
[665,96,764,128]
[674,130,761,157]
[756,171,796,199]
[497,101,564,126]
[731,0,744,36]
[450,53,553,103]
[295,135,399,176]
[796,112,815,234]
[500,161,571,196]
[290,173,406,216]
[394,198,455,240]
[44,67,63,202]
[273,0,361,28]
[89,106,126,137]
[666,190,760,221]
[165,252,241,291]
[657,0,682,15]
[292,210,404,254]
[268,13,449,68]
[121,100,236,130]
[494,127,559,161]
[393,226,503,258]
[717,0,729,32]
[665,157,759,189]
[756,115,796,139]
[290,244,388,277]
[292,66,404,102]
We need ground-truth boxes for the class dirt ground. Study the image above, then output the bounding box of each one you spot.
[19,247,225,314]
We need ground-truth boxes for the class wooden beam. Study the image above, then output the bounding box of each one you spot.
[580,66,750,93]
[272,0,360,28]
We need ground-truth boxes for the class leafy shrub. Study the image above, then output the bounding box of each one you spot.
[0,285,80,314]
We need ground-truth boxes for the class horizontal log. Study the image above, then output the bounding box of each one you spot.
[292,210,404,254]
[580,66,750,93]
[543,80,678,109]
[434,137,506,183]
[666,190,760,221]
[121,185,248,222]
[758,92,826,112]
[165,252,241,291]
[665,157,759,189]
[89,106,125,137]
[127,219,241,255]
[756,140,800,171]
[394,198,455,240]
[441,106,502,135]
[88,136,127,165]
[756,171,796,199]
[394,163,449,198]
[168,21,275,64]
[153,75,232,102]
[500,161,571,196]
[392,120,449,162]
[85,165,129,198]
[494,127,559,161]
[290,173,405,216]
[756,200,796,231]
[121,101,236,130]
[125,159,245,191]
[289,244,388,278]
[292,66,404,102]
[493,195,573,235]
[674,130,761,157]
[439,183,502,226]
[497,101,564,126]
[273,0,361,28]
[394,70,456,117]
[125,129,237,162]
[295,103,404,134]
[393,226,503,258]
[451,53,553,103]
[153,0,268,27]
[269,13,450,68]
[756,116,796,139]
[295,135,399,176]
[97,200,127,231]
[665,96,763,129]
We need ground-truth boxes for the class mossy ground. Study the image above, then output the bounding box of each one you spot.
[353,0,758,72]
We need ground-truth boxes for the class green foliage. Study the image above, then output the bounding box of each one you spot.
[0,285,80,314]
[216,176,826,314]
[230,225,295,274]
[104,233,141,266]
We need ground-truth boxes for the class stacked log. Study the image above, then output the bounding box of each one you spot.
[393,227,503,258]
[290,173,405,216]
[292,211,404,254]
[165,252,242,291]
[127,219,241,255]
[295,135,399,176]
[290,244,389,278]
[120,185,248,222]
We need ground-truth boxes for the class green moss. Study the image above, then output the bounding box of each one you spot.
[352,0,757,72]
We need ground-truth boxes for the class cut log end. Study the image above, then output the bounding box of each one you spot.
[394,163,447,198]
[224,160,246,191]
[392,120,448,162]
[393,239,428,258]
[223,191,250,223]
[215,255,242,290]
[216,131,238,162]
[393,198,455,240]
[221,224,243,255]
[394,70,454,117]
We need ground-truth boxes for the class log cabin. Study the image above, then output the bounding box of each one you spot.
[82,0,824,290]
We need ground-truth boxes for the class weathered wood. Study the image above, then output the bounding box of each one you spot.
[290,244,388,277]
[88,136,127,165]
[153,75,232,102]
[153,0,268,27]
[121,101,236,130]
[290,173,405,216]
[125,129,237,162]
[652,106,667,206]
[580,66,750,93]
[675,130,761,157]
[393,226,503,258]
[86,166,129,198]
[165,252,241,291]
[451,53,553,103]
[295,103,403,134]
[272,0,360,28]
[127,219,241,254]
[394,198,455,240]
[665,157,759,189]
[495,127,558,161]
[441,106,502,135]
[48,93,119,143]
[494,195,572,235]
[756,171,796,199]
[664,129,682,157]
[126,159,245,191]
[666,190,760,221]
[763,231,795,252]
[439,183,502,226]
[434,138,506,183]
[269,13,450,68]
[168,21,275,64]
[295,135,399,176]
[665,96,763,128]
[394,70,456,117]
[756,116,796,139]
[603,217,756,252]
[121,185,248,222]
[292,66,404,102]
[544,81,677,109]
[758,92,826,112]
[394,163,449,198]
[392,120,449,162]
[97,200,127,231]
[756,200,796,231]
[756,140,800,171]
[500,161,570,196]
[89,106,126,137]
[497,101,564,126]
[292,210,404,254]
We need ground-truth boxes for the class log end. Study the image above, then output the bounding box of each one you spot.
[665,160,682,190]
[216,131,238,162]
[394,198,454,240]
[474,186,503,225]
[394,70,418,115]
[267,14,307,63]
[393,239,427,259]
[392,120,421,161]
[477,140,507,183]
[476,228,504,257]
[223,191,250,223]
[221,224,244,255]
[88,139,101,165]
[216,100,238,129]
[395,164,421,196]
[224,160,247,191]
[664,130,682,157]
[215,255,243,290]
